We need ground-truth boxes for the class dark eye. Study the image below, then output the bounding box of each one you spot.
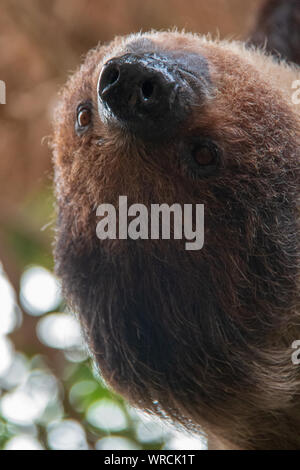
[183,139,220,177]
[75,102,92,135]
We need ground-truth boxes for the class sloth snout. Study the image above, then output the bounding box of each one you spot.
[97,52,191,140]
[99,59,166,108]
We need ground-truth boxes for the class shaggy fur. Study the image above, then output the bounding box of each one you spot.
[52,2,300,450]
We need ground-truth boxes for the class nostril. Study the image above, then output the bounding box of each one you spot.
[99,63,120,95]
[106,66,120,87]
[141,79,156,101]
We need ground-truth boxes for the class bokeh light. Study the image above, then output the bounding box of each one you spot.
[96,436,141,450]
[86,399,127,432]
[1,370,58,426]
[4,435,44,450]
[37,312,83,350]
[47,420,88,450]
[0,269,21,334]
[20,266,61,316]
[164,432,207,450]
[69,380,98,412]
[0,337,14,377]
[136,420,167,443]
[0,353,29,390]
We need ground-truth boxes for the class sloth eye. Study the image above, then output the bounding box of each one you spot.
[184,139,220,177]
[78,109,91,127]
[75,102,92,135]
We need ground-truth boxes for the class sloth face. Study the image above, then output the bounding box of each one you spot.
[53,31,298,228]
[52,32,300,448]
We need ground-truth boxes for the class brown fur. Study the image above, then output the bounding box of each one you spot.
[52,24,300,450]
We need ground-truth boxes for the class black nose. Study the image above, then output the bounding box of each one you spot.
[99,60,162,107]
[98,53,187,139]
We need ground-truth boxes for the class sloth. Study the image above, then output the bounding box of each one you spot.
[52,1,300,450]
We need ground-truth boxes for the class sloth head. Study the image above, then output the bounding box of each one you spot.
[52,32,300,449]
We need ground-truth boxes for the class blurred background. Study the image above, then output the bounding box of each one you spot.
[0,0,262,450]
